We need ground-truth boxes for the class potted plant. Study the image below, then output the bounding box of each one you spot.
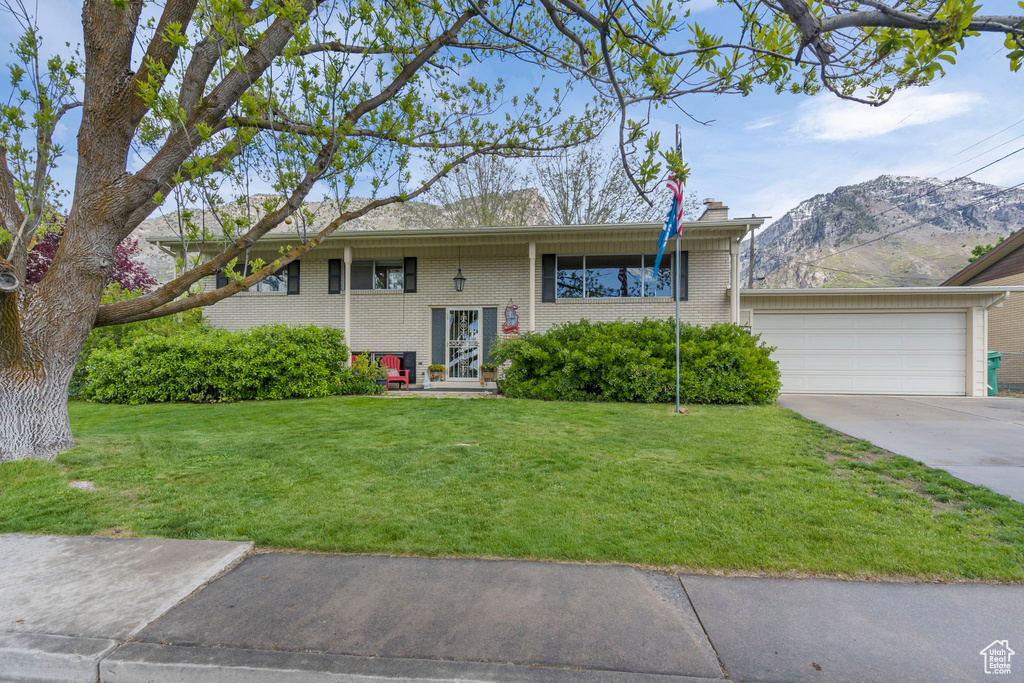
[479,363,497,387]
[428,364,445,381]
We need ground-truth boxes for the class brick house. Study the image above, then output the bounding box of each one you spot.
[150,201,761,385]
[151,197,1019,395]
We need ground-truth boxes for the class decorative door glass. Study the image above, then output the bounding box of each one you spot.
[447,309,480,379]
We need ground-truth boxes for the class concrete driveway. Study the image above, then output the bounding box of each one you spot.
[779,395,1024,503]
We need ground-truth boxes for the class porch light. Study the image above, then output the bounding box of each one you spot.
[453,246,467,291]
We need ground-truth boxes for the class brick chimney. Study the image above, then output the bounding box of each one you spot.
[698,198,729,221]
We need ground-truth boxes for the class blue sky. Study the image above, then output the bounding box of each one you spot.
[3,1,1021,225]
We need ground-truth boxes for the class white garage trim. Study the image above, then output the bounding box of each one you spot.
[741,287,1024,397]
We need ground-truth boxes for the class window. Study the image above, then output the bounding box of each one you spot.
[556,254,679,298]
[218,261,293,294]
[253,269,288,293]
[351,259,404,290]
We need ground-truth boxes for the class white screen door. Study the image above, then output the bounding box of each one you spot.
[447,308,480,380]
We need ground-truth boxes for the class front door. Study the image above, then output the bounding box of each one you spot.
[446,308,480,381]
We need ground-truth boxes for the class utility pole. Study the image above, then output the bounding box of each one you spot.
[748,227,755,289]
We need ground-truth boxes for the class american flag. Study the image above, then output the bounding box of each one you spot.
[651,173,684,279]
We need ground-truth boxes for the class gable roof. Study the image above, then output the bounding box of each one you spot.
[944,229,1024,286]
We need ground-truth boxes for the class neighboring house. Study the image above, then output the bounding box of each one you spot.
[944,230,1024,388]
[150,201,760,386]
[150,199,1020,396]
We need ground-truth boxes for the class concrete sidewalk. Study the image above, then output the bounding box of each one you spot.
[3,535,1023,682]
[0,534,251,683]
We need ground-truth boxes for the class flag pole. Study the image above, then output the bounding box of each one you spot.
[675,124,682,414]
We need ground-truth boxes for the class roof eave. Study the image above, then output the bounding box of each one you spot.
[147,217,768,246]
[740,286,1024,296]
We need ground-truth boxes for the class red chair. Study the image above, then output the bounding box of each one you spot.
[379,355,409,391]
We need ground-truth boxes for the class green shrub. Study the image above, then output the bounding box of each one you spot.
[83,324,380,404]
[70,287,207,398]
[339,352,388,395]
[491,319,780,405]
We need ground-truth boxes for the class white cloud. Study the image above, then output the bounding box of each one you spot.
[745,116,777,131]
[793,91,983,142]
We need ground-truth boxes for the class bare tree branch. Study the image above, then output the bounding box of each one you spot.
[343,8,479,124]
[124,0,326,228]
[130,0,201,123]
[297,39,505,55]
[0,147,27,274]
[98,142,531,325]
[99,5,484,324]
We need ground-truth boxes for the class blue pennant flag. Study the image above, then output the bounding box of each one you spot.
[651,195,678,279]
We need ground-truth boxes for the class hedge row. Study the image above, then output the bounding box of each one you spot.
[490,319,780,404]
[81,324,382,404]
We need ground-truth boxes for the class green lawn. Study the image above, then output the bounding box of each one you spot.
[2,397,1023,580]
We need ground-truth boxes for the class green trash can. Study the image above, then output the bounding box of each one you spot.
[988,351,1002,396]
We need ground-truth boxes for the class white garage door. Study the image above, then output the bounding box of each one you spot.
[752,312,967,395]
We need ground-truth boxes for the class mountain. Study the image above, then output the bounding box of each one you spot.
[742,175,1024,288]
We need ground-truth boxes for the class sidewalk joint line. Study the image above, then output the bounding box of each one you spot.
[677,575,730,681]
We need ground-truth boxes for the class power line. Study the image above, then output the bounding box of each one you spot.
[790,144,1024,260]
[937,143,1024,180]
[754,120,1024,281]
[788,261,943,283]
[795,150,1024,268]
[939,133,1024,176]
[954,115,1024,156]
[800,180,1024,266]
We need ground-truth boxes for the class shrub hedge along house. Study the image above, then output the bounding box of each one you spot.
[148,200,761,386]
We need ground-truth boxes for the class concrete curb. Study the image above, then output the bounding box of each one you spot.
[0,632,118,683]
[101,642,726,683]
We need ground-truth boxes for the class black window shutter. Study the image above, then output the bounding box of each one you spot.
[404,257,417,293]
[482,308,497,364]
[328,259,341,294]
[404,351,416,384]
[431,308,446,366]
[541,254,556,302]
[678,251,689,302]
[216,270,228,289]
[287,260,300,295]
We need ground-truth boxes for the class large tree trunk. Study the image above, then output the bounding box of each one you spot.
[0,360,76,462]
[1,212,118,462]
[0,2,144,462]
